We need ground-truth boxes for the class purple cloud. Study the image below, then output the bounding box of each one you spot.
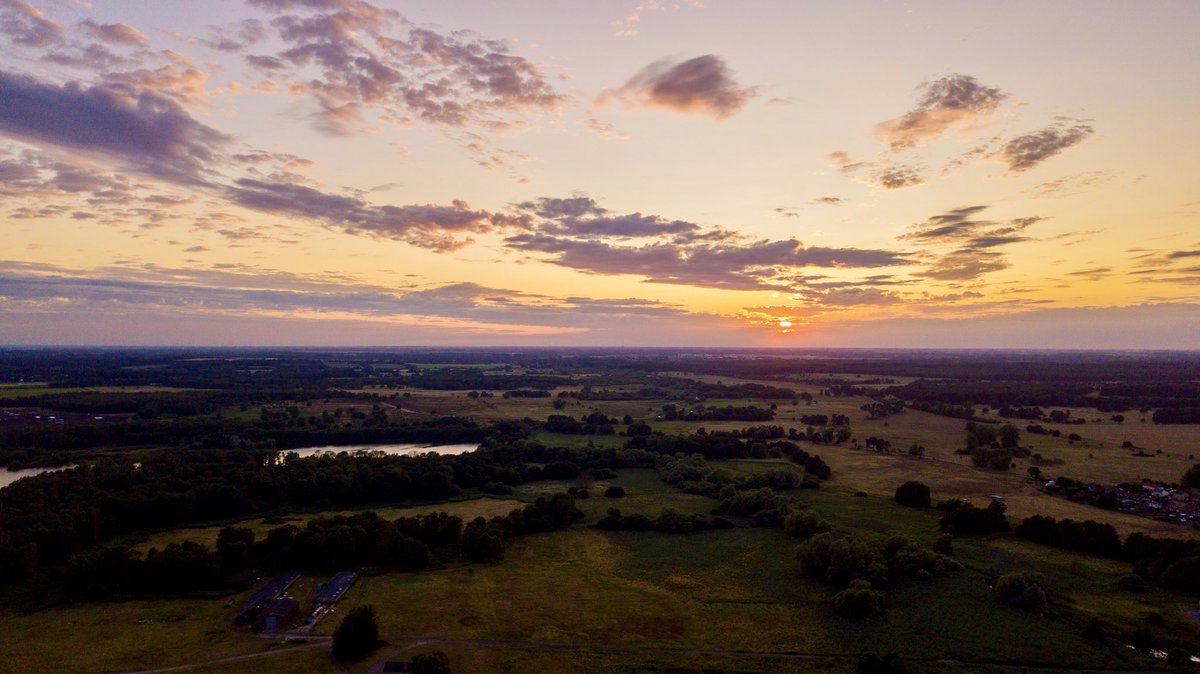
[598,55,758,119]
[225,178,530,250]
[0,71,228,183]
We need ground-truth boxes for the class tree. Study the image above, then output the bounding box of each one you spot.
[411,651,452,674]
[1181,463,1200,489]
[894,481,931,508]
[332,605,380,661]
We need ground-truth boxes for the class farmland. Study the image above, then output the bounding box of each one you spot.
[0,348,1198,672]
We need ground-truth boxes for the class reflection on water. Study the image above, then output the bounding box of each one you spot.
[0,465,76,490]
[278,443,479,461]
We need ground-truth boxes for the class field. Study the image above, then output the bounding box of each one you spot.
[2,350,1199,673]
[1,459,1188,673]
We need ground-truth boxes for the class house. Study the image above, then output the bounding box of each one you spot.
[254,597,299,632]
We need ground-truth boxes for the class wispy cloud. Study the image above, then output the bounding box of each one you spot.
[1002,120,1093,173]
[876,74,1007,150]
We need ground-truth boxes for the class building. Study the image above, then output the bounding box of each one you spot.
[315,571,358,604]
[254,597,299,632]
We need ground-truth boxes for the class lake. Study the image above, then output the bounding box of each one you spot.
[277,443,480,460]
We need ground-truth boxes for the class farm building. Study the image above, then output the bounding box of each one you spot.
[315,571,358,604]
[254,597,299,632]
[236,570,300,624]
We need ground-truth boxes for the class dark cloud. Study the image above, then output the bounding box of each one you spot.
[1167,250,1200,260]
[899,206,1041,246]
[0,0,63,47]
[0,71,229,183]
[78,19,148,46]
[225,178,530,250]
[598,55,758,119]
[1002,121,1094,173]
[516,196,608,219]
[505,233,907,292]
[900,206,1045,280]
[811,196,842,205]
[877,74,1007,150]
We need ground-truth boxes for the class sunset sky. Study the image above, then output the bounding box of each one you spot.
[1,0,1198,347]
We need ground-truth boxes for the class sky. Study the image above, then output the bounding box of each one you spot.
[0,0,1198,348]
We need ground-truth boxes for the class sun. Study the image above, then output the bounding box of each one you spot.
[778,319,793,328]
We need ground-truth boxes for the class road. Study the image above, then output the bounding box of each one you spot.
[117,632,1172,674]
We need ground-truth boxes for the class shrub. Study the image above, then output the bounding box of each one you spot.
[411,650,452,674]
[833,579,881,618]
[603,486,626,497]
[783,511,831,539]
[894,481,931,508]
[995,572,1046,610]
[1117,574,1148,592]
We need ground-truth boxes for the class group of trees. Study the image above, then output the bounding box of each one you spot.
[4,436,662,583]
[64,495,582,600]
[594,507,735,534]
[937,500,1011,537]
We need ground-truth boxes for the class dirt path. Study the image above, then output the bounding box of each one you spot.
[117,640,328,674]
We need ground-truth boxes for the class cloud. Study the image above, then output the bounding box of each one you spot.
[899,206,1045,280]
[874,165,924,190]
[505,232,908,291]
[876,74,1007,150]
[101,65,209,104]
[0,0,63,47]
[1002,121,1093,173]
[225,178,530,250]
[811,196,842,205]
[917,249,1009,280]
[0,71,229,183]
[0,261,728,343]
[1028,170,1113,198]
[598,55,757,119]
[243,0,568,132]
[78,19,148,46]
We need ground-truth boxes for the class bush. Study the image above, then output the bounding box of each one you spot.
[411,650,452,674]
[1160,556,1200,593]
[332,605,380,661]
[604,486,626,498]
[783,511,831,539]
[1181,463,1200,489]
[1117,574,1148,592]
[857,652,911,674]
[833,578,881,618]
[994,572,1047,610]
[894,481,931,508]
